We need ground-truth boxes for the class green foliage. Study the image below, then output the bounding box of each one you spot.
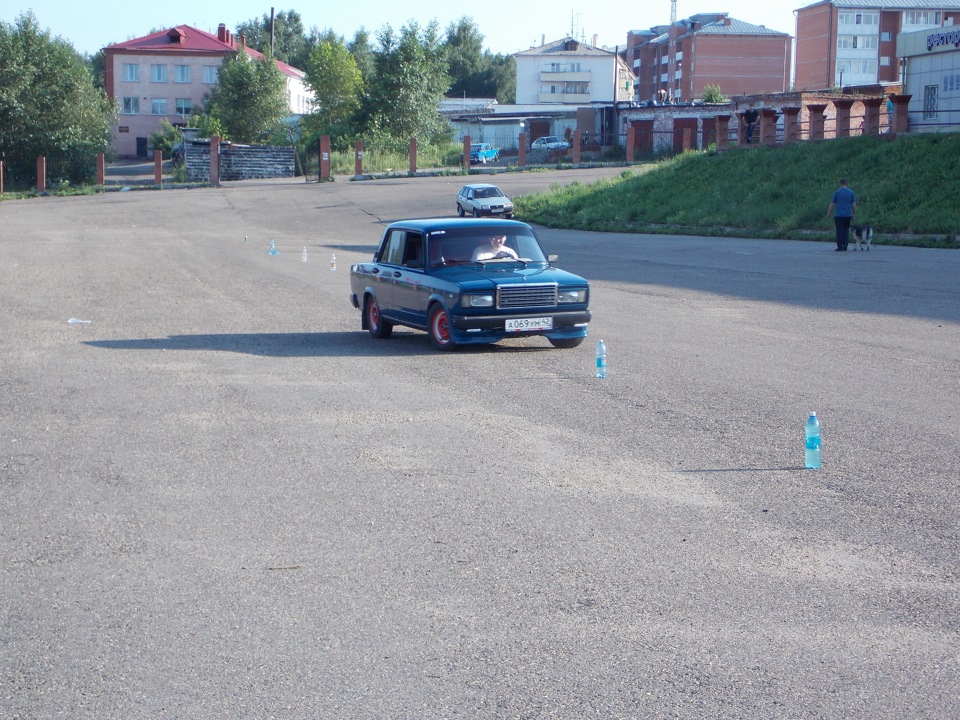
[149,120,181,158]
[360,21,452,147]
[205,52,288,143]
[0,12,113,187]
[305,39,363,129]
[444,17,516,102]
[236,10,310,69]
[516,134,960,242]
[701,84,726,103]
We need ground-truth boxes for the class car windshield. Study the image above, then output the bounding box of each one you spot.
[474,187,504,199]
[427,227,546,266]
[470,144,483,151]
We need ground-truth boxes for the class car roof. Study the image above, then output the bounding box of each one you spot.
[460,183,500,190]
[385,217,527,234]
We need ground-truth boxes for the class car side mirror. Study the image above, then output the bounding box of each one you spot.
[548,254,558,263]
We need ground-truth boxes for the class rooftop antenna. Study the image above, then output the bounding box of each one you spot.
[671,0,677,24]
[571,11,582,39]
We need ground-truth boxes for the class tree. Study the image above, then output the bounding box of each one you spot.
[348,28,376,85]
[236,10,309,69]
[443,18,515,103]
[303,39,363,148]
[0,12,113,186]
[360,21,451,150]
[204,52,288,143]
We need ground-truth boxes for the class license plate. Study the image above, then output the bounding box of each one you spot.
[505,317,553,332]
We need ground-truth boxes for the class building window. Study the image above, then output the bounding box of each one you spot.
[174,65,191,83]
[151,64,167,82]
[905,11,941,26]
[881,32,892,41]
[151,98,168,115]
[839,12,879,25]
[175,98,192,115]
[121,97,139,114]
[203,66,218,84]
[123,64,139,82]
[923,85,938,120]
[880,57,891,67]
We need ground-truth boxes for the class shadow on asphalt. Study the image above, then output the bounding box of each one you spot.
[83,331,557,357]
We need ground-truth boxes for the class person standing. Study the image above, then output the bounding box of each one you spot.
[826,178,857,251]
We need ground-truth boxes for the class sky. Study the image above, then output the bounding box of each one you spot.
[4,0,801,58]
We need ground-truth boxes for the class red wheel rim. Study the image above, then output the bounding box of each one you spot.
[432,309,450,344]
[369,301,380,330]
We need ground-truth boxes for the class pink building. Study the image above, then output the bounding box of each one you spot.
[103,24,312,157]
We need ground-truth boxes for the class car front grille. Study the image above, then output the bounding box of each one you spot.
[498,283,558,308]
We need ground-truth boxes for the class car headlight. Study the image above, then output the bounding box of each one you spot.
[504,203,514,211]
[558,289,586,304]
[465,294,494,308]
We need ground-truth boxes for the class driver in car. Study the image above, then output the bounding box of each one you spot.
[472,233,519,261]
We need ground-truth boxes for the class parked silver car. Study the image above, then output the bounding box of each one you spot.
[531,136,570,150]
[457,184,514,218]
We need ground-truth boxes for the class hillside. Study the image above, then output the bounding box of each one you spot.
[515,133,960,247]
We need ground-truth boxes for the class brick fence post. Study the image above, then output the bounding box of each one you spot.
[96,153,105,185]
[572,130,581,164]
[37,156,46,192]
[0,160,4,195]
[861,97,883,135]
[354,140,363,178]
[833,98,855,138]
[518,132,526,168]
[781,107,801,142]
[626,125,635,161]
[806,104,828,141]
[715,115,731,150]
[154,149,163,186]
[319,135,331,181]
[891,94,912,135]
[759,108,778,145]
[409,137,417,175]
[462,135,470,171]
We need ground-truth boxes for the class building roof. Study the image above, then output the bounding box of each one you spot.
[799,0,960,8]
[515,37,619,57]
[105,25,304,79]
[693,18,790,36]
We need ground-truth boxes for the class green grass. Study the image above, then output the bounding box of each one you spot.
[515,133,960,247]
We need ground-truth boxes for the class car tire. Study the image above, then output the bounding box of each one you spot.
[428,304,456,351]
[473,208,480,218]
[366,296,393,339]
[481,155,487,164]
[548,337,584,349]
[457,203,465,217]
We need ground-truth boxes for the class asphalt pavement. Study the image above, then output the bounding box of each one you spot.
[1,170,958,719]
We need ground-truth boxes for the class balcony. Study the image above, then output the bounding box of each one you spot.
[539,71,591,82]
[538,92,591,103]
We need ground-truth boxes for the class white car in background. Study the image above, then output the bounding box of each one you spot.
[456,184,514,218]
[531,136,570,151]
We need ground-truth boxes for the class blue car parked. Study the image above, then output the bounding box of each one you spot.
[349,218,591,350]
[469,143,500,164]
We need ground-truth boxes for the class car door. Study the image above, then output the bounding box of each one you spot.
[369,228,406,319]
[390,232,427,326]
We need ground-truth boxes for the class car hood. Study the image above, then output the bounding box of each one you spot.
[436,264,586,287]
[474,197,511,208]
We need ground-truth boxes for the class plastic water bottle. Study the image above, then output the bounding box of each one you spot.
[330,253,336,271]
[595,339,607,378]
[804,412,821,469]
[302,246,308,262]
[268,239,279,256]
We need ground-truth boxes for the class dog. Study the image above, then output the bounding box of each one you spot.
[852,224,874,251]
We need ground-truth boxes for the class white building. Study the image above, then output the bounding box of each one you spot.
[514,37,634,105]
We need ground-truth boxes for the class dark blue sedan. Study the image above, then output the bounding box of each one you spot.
[349,219,591,350]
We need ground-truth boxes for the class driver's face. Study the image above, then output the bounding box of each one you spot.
[490,235,506,247]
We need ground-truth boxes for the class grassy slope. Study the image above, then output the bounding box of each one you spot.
[516,133,960,247]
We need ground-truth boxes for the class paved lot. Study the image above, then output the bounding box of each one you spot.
[2,171,959,719]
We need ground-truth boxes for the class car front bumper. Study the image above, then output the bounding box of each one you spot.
[450,309,591,344]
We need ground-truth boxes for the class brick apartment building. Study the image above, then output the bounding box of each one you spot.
[794,0,960,90]
[627,13,792,103]
[103,24,312,158]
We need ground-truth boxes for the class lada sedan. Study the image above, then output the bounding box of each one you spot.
[456,184,514,218]
[349,218,591,350]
